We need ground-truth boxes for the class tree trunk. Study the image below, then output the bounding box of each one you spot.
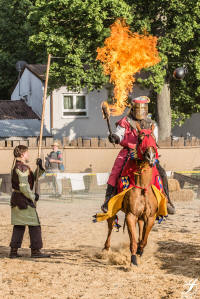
[157,83,171,141]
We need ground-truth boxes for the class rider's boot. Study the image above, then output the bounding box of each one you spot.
[156,162,176,215]
[163,184,176,215]
[101,184,116,213]
[167,201,175,215]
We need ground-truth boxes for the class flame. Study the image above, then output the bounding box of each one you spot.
[97,19,160,116]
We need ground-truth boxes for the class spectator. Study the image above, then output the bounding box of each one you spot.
[45,142,64,196]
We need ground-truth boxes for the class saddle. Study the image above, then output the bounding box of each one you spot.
[118,158,163,194]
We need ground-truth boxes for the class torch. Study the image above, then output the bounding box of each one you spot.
[101,101,115,147]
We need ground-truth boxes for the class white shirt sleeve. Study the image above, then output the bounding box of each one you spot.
[153,123,158,142]
[114,125,125,142]
[114,122,158,143]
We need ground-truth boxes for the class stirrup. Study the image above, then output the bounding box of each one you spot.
[101,202,108,213]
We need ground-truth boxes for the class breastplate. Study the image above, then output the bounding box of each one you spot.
[126,116,154,131]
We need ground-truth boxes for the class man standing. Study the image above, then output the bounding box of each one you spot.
[9,145,50,258]
[101,96,175,214]
[45,142,64,196]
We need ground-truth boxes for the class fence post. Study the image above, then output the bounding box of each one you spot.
[91,138,98,147]
[45,137,54,147]
[70,139,78,147]
[99,138,106,147]
[63,137,70,147]
[28,137,37,147]
[83,139,91,147]
[0,140,6,147]
[77,137,83,147]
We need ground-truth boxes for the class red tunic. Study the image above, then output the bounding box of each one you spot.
[107,117,138,187]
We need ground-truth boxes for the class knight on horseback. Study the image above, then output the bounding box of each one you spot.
[101,96,175,214]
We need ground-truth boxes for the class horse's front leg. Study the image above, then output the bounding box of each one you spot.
[137,219,144,256]
[138,219,144,243]
[126,212,138,266]
[103,216,115,251]
[139,216,155,253]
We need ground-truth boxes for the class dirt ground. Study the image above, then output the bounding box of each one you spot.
[0,195,200,299]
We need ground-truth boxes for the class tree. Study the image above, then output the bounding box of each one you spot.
[29,0,200,140]
[28,0,132,91]
[127,0,200,139]
[0,0,38,99]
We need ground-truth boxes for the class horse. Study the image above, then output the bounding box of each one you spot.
[103,128,160,266]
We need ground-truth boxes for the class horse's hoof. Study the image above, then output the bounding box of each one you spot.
[136,247,143,256]
[131,255,138,266]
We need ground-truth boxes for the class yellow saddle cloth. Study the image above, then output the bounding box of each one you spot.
[95,185,168,222]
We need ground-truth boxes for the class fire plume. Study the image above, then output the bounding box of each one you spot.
[97,19,160,116]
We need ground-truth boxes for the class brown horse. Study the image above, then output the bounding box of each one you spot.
[103,130,159,266]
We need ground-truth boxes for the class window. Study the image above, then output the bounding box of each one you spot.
[63,94,87,117]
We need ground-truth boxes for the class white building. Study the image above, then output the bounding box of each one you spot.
[0,99,50,138]
[11,64,149,140]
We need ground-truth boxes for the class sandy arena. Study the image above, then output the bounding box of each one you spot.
[0,195,200,299]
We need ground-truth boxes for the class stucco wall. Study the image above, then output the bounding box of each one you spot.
[11,69,51,133]
[52,87,108,140]
[0,147,199,175]
[11,69,150,140]
[52,85,150,140]
[11,68,30,101]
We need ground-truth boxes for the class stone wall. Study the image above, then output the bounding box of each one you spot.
[1,135,200,148]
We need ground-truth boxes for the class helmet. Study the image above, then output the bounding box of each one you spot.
[130,96,150,120]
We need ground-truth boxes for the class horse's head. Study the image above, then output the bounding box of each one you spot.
[137,126,158,166]
[143,146,156,167]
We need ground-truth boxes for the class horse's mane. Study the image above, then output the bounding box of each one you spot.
[137,129,158,160]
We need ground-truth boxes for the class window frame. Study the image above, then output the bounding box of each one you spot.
[62,93,88,118]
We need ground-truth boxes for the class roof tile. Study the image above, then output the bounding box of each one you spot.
[26,64,46,81]
[0,100,40,120]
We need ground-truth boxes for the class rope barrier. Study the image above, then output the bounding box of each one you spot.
[45,173,97,176]
[176,171,200,174]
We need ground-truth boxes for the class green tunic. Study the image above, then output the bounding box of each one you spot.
[11,205,40,226]
[11,161,44,226]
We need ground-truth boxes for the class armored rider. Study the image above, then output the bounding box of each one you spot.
[101,96,175,214]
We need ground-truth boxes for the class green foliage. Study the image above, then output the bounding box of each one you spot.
[29,0,132,92]
[128,0,200,126]
[0,0,38,99]
[0,0,199,127]
[28,0,200,126]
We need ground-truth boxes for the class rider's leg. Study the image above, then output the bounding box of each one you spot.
[101,184,116,212]
[156,162,176,214]
[101,148,128,213]
[107,148,128,186]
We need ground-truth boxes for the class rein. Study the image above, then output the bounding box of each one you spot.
[132,178,153,193]
[132,160,153,193]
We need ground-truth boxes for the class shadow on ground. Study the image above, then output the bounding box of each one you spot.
[0,245,107,269]
[156,239,200,278]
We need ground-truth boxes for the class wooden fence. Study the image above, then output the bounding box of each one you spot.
[0,136,200,148]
